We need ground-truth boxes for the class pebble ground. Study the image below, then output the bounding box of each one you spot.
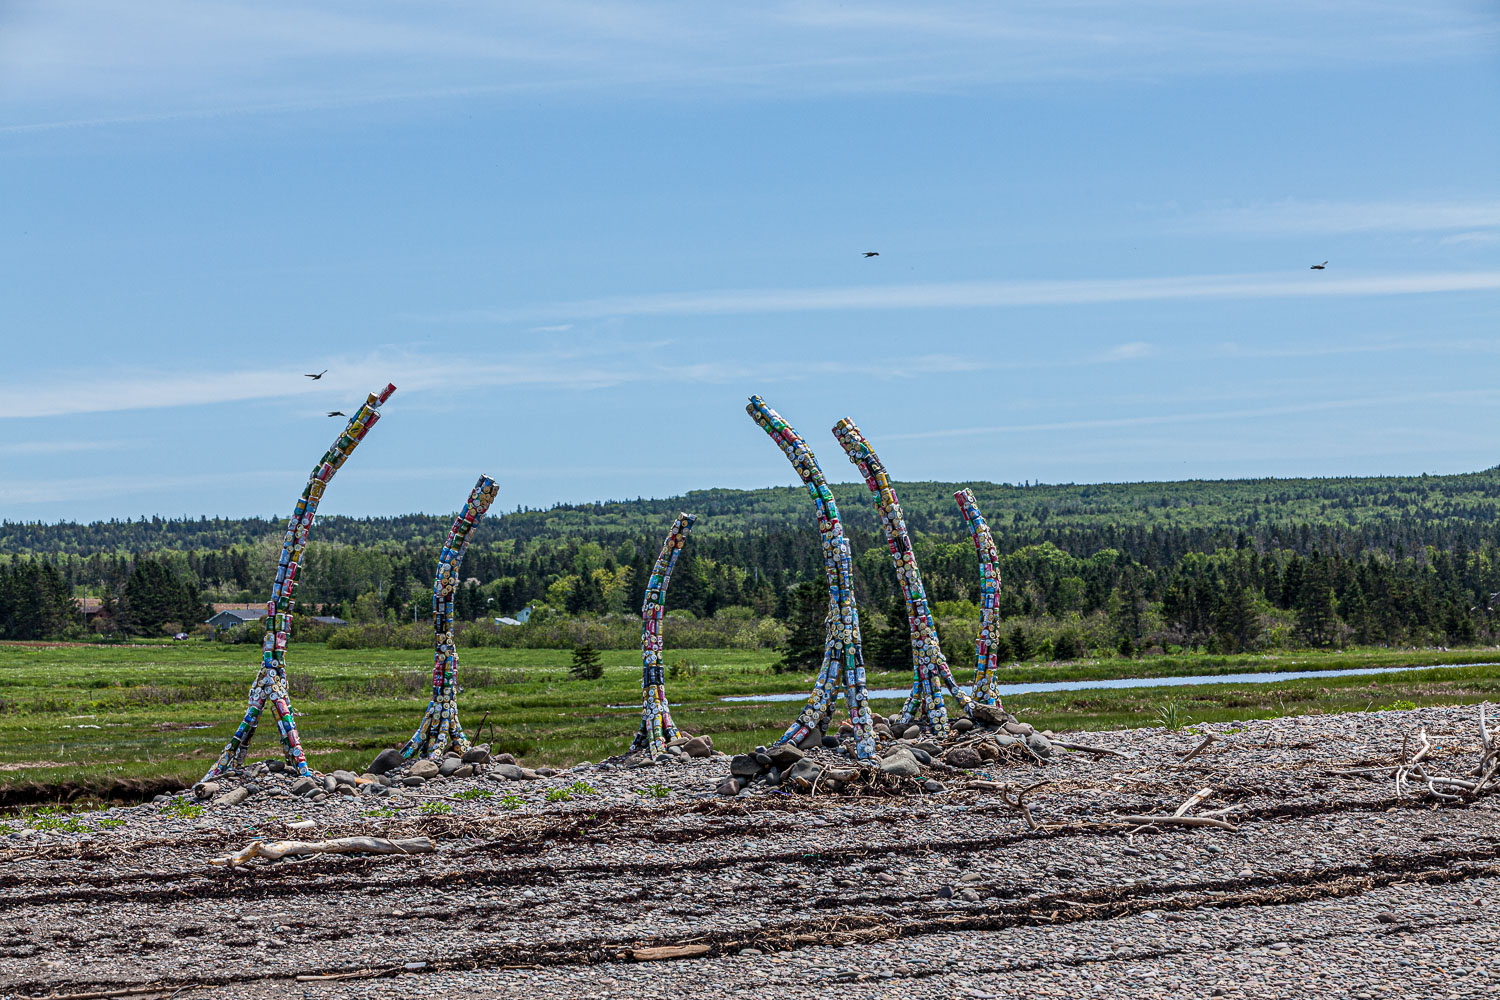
[5,705,1499,999]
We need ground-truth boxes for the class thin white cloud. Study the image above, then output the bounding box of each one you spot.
[884,388,1500,441]
[415,269,1500,324]
[2,2,1493,130]
[0,439,122,456]
[1182,198,1500,236]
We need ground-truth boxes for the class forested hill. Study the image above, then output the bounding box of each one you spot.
[9,467,1500,557]
[8,467,1500,650]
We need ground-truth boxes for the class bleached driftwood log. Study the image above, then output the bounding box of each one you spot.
[210,836,434,867]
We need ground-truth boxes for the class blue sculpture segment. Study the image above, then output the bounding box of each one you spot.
[955,488,1007,707]
[204,383,397,780]
[633,512,696,755]
[746,395,876,760]
[402,474,500,760]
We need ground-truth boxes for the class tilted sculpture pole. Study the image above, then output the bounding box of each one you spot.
[632,512,695,756]
[955,488,1006,708]
[401,474,500,760]
[747,395,876,760]
[834,418,974,736]
[204,383,397,780]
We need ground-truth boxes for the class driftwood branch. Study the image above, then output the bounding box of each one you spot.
[210,836,434,867]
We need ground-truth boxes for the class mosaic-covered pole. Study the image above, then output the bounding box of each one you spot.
[632,512,696,756]
[401,474,500,760]
[835,418,974,736]
[747,395,876,760]
[204,383,397,780]
[956,488,1006,707]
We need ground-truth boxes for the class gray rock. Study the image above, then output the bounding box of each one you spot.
[945,747,982,769]
[716,777,745,796]
[289,777,319,797]
[491,752,518,766]
[764,766,781,787]
[535,767,558,777]
[821,735,840,748]
[489,764,525,780]
[730,754,763,778]
[192,781,220,800]
[753,751,773,766]
[922,779,946,794]
[879,749,922,777]
[937,885,955,898]
[330,769,360,786]
[970,703,1009,728]
[1027,732,1054,758]
[953,718,975,732]
[439,758,466,777]
[367,748,404,775]
[266,759,286,773]
[795,727,826,750]
[518,768,541,780]
[322,775,338,793]
[409,759,440,780]
[1003,721,1036,737]
[958,888,980,901]
[682,735,714,758]
[908,747,933,766]
[768,745,804,768]
[450,764,473,779]
[902,725,922,739]
[462,747,490,765]
[402,776,427,787]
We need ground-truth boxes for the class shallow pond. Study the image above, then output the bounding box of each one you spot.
[718,663,1485,703]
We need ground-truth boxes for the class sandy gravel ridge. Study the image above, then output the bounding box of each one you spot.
[5,706,1499,999]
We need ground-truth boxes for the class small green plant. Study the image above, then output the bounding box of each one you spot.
[545,787,573,803]
[419,801,453,815]
[567,780,598,796]
[363,807,398,818]
[96,818,125,829]
[1382,699,1419,712]
[638,783,671,799]
[499,794,524,810]
[161,798,205,819]
[569,644,604,680]
[454,788,493,801]
[0,822,14,835]
[1153,696,1189,731]
[667,658,700,681]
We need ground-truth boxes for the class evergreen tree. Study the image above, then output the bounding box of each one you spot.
[868,590,911,671]
[776,582,827,674]
[1007,624,1032,661]
[1212,586,1258,653]
[569,643,603,680]
[1295,560,1339,647]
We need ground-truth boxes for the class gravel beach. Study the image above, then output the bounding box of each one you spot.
[6,705,1500,1000]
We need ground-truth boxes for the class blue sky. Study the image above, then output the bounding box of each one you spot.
[2,2,1498,522]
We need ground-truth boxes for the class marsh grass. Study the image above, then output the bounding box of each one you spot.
[4,642,1500,796]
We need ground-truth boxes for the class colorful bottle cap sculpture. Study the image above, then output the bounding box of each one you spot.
[955,488,1007,708]
[402,474,500,760]
[632,512,696,756]
[746,395,876,760]
[204,383,397,780]
[834,418,974,735]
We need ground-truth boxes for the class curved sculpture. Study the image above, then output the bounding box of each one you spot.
[834,418,974,736]
[747,395,876,760]
[956,488,1006,707]
[401,474,500,761]
[204,383,397,780]
[632,512,696,756]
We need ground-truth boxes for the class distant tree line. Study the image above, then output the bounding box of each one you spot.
[7,469,1500,650]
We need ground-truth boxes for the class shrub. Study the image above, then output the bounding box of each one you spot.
[569,644,603,680]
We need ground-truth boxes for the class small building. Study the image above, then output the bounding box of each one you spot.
[206,608,267,631]
[311,615,348,627]
[494,616,522,627]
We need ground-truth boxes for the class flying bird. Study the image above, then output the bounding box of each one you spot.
[863,251,879,258]
[305,370,328,379]
[1310,261,1327,270]
[327,411,346,417]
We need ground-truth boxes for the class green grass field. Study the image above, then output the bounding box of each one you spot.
[4,642,1500,802]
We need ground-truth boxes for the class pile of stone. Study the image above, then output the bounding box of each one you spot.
[718,744,862,796]
[719,704,1059,797]
[619,733,719,768]
[190,756,405,807]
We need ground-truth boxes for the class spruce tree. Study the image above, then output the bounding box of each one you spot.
[776,582,827,674]
[569,643,604,680]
